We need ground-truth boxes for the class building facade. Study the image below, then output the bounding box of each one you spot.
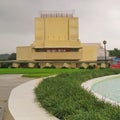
[16,11,105,68]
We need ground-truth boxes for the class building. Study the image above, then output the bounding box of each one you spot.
[16,11,106,68]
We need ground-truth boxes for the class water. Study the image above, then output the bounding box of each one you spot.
[92,76,120,103]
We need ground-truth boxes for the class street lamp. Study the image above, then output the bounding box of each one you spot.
[103,40,107,68]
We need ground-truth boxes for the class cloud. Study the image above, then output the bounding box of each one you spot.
[0,0,120,53]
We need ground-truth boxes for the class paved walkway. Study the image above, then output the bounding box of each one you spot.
[8,77,59,120]
[0,74,34,120]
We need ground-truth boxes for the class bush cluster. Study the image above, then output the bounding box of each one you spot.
[35,69,120,120]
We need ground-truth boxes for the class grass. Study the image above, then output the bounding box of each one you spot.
[0,68,79,77]
[35,69,120,120]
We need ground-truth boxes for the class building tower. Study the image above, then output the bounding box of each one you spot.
[16,11,99,68]
[17,11,82,61]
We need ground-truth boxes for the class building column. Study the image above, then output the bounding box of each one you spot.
[39,63,46,68]
[62,63,70,68]
[80,63,88,68]
[69,63,76,68]
[28,63,36,68]
[12,63,20,68]
[100,63,106,68]
[53,63,63,68]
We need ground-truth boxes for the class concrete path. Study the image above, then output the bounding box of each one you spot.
[8,77,59,120]
[0,74,34,120]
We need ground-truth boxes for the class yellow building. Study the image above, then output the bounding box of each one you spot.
[16,11,99,68]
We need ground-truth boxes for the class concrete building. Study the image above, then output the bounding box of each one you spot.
[16,11,107,68]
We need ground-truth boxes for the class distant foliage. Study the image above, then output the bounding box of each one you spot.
[8,53,16,60]
[0,54,9,60]
[109,48,120,58]
[0,53,16,61]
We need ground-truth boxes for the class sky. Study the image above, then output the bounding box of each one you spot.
[0,0,120,54]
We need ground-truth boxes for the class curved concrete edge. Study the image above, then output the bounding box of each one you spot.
[81,74,120,106]
[8,76,59,120]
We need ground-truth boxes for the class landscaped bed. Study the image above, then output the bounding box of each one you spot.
[35,69,120,120]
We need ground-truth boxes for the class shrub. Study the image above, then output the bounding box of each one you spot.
[100,67,105,69]
[87,65,95,69]
[61,66,68,69]
[51,65,56,68]
[35,69,120,120]
[79,66,85,69]
[1,63,11,68]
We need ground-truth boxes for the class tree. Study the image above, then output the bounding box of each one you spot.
[8,53,16,60]
[109,48,120,58]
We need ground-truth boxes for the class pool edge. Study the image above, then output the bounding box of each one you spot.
[81,74,120,106]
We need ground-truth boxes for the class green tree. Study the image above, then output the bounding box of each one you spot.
[8,53,16,60]
[109,48,120,58]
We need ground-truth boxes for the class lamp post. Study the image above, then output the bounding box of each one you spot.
[103,40,107,68]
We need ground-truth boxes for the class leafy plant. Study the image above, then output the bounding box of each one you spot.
[35,69,120,120]
[79,66,85,69]
[87,65,95,69]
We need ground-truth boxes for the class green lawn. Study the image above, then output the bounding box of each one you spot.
[35,69,120,120]
[0,68,79,77]
[1,68,120,119]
